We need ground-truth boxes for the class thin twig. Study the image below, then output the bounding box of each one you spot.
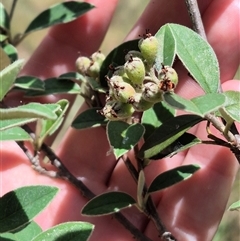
[18,125,152,241]
[114,213,152,241]
[9,0,18,22]
[122,155,178,240]
[204,114,236,143]
[16,141,58,178]
[185,0,207,40]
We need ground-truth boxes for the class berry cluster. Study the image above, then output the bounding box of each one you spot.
[76,32,178,122]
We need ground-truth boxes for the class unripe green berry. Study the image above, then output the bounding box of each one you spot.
[91,50,105,66]
[76,56,91,75]
[132,93,154,112]
[138,33,158,65]
[124,57,146,85]
[87,61,100,78]
[142,82,163,103]
[109,77,136,103]
[158,65,178,91]
[101,100,134,121]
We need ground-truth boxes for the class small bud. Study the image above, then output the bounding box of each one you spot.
[91,50,105,65]
[138,32,159,65]
[124,57,146,85]
[76,56,91,75]
[132,93,154,112]
[142,81,163,103]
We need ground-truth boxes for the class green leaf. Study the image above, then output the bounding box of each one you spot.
[0,46,11,71]
[34,100,69,149]
[138,115,203,160]
[0,127,31,141]
[0,118,36,131]
[99,39,139,87]
[0,232,16,241]
[2,43,18,62]
[107,121,145,159]
[137,171,145,210]
[24,2,95,34]
[0,3,10,31]
[0,34,8,42]
[166,24,220,93]
[25,78,81,96]
[141,101,175,140]
[221,91,240,122]
[155,24,176,69]
[10,221,42,241]
[32,222,94,241]
[58,72,85,82]
[149,133,201,160]
[0,59,24,101]
[0,103,59,120]
[163,92,225,116]
[0,185,58,233]
[228,200,240,211]
[72,108,108,130]
[148,164,200,194]
[14,76,44,91]
[82,192,136,216]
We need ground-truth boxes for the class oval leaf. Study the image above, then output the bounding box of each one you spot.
[163,92,225,116]
[167,23,220,93]
[24,2,94,34]
[222,90,240,122]
[14,76,44,91]
[107,121,145,159]
[0,185,58,233]
[32,222,94,241]
[82,192,136,216]
[0,127,31,141]
[0,118,37,131]
[148,164,200,194]
[149,133,201,160]
[0,59,24,101]
[155,24,176,69]
[0,103,59,120]
[138,114,203,160]
[72,108,108,130]
[25,78,81,96]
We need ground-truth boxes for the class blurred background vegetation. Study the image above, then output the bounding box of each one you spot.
[2,1,239,240]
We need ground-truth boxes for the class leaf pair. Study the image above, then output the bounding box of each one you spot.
[82,164,200,216]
